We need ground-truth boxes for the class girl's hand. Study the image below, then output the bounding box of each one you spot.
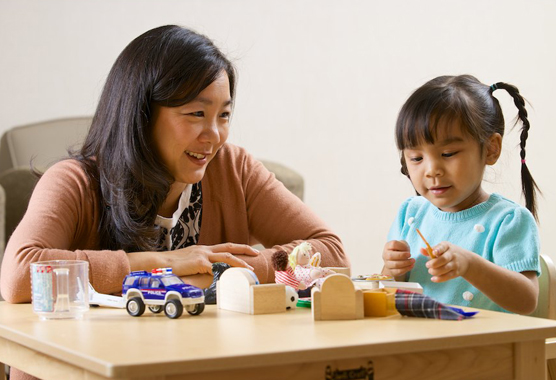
[129,243,259,277]
[423,242,472,282]
[382,240,415,278]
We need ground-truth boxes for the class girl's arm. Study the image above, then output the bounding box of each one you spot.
[426,243,539,315]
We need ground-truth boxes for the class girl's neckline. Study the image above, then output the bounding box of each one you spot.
[430,193,502,222]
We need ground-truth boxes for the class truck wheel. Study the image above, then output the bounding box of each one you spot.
[164,299,183,319]
[126,297,145,317]
[148,305,163,314]
[186,303,205,316]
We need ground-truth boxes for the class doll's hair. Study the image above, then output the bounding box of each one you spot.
[395,74,540,220]
[288,242,313,269]
[271,250,289,271]
[72,25,236,251]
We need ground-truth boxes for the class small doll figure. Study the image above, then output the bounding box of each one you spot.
[272,250,308,291]
[288,242,334,292]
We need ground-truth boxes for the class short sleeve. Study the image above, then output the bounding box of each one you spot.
[492,207,540,275]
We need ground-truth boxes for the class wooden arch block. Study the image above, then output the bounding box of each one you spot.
[312,274,364,321]
[217,268,286,315]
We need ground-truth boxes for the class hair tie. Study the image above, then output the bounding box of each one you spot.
[490,83,498,92]
[521,159,526,164]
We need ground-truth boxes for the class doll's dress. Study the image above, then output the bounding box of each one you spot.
[294,265,320,287]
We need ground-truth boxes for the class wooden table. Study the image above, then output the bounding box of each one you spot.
[0,302,555,380]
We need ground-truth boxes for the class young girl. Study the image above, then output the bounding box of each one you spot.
[382,75,540,314]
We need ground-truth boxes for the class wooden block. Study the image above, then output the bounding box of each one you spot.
[324,267,351,276]
[217,268,258,314]
[352,281,380,290]
[362,289,398,317]
[379,281,423,293]
[312,274,364,321]
[251,284,286,314]
[217,268,286,315]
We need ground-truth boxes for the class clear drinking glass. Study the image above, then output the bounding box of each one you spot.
[30,260,89,320]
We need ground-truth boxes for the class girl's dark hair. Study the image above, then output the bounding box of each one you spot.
[395,74,540,220]
[72,25,236,251]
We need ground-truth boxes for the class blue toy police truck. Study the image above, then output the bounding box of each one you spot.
[122,268,205,319]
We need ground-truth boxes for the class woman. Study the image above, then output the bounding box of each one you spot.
[0,25,348,305]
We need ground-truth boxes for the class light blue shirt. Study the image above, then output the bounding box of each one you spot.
[387,193,540,313]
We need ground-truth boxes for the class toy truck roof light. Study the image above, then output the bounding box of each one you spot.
[129,271,149,276]
[151,268,173,275]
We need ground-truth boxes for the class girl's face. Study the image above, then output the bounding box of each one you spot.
[403,122,501,213]
[151,71,232,185]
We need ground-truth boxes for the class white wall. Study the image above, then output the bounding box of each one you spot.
[1,0,555,274]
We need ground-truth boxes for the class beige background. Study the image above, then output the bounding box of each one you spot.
[1,0,555,274]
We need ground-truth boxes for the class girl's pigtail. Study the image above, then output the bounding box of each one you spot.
[491,82,540,221]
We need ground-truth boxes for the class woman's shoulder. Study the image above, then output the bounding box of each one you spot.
[208,143,260,176]
[43,158,85,172]
[213,143,251,162]
[38,159,94,191]
[27,159,99,223]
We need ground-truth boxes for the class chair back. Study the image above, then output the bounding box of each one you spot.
[531,254,556,319]
[0,184,5,257]
[0,169,39,247]
[0,117,92,174]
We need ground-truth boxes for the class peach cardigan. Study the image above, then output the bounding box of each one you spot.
[1,143,348,302]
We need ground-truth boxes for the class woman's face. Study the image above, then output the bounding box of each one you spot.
[151,71,232,185]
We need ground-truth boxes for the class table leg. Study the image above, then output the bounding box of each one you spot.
[515,340,545,380]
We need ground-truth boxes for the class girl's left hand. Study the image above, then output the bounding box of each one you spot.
[421,242,473,283]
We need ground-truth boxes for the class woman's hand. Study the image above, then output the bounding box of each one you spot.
[128,243,259,277]
[174,243,259,276]
[381,240,415,278]
[423,242,472,282]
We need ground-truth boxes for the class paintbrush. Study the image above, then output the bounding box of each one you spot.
[415,228,435,258]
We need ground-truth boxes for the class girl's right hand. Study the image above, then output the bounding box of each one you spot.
[381,240,415,278]
[129,243,259,277]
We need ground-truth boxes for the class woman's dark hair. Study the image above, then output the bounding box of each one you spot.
[72,25,236,251]
[395,74,540,220]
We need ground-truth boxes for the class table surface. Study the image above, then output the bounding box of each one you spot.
[1,302,556,379]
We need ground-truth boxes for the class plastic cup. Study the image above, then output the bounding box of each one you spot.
[30,260,89,320]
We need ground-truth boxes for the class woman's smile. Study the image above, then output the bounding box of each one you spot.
[185,150,207,160]
[185,150,210,166]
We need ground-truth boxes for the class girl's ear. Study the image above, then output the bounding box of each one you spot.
[486,133,502,165]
